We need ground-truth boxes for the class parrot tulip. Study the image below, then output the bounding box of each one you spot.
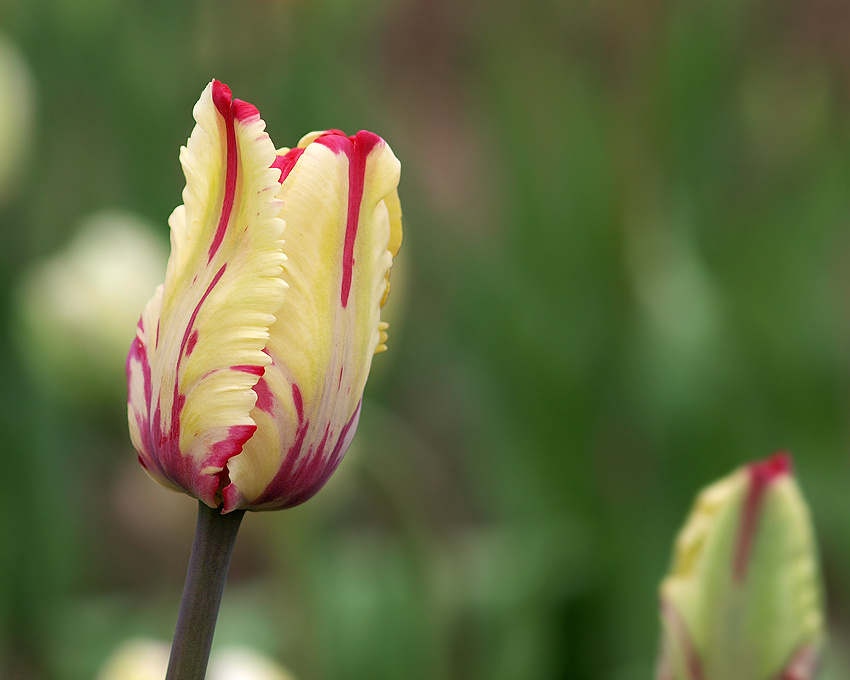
[127,80,402,513]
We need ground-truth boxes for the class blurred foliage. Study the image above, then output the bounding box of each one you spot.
[2,0,850,678]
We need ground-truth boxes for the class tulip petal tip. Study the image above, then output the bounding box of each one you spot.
[746,450,792,485]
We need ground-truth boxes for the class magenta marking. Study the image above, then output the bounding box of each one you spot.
[315,423,331,460]
[285,401,361,508]
[661,599,706,680]
[127,318,153,414]
[271,147,305,184]
[144,402,176,486]
[332,401,361,460]
[143,263,228,501]
[231,98,260,124]
[315,132,350,154]
[138,394,211,507]
[338,365,344,390]
[145,396,255,509]
[248,399,362,511]
[209,80,238,263]
[132,410,151,458]
[734,452,792,582]
[216,463,232,501]
[315,130,381,307]
[232,364,264,376]
[253,377,274,414]
[221,483,242,512]
[171,263,227,427]
[211,80,232,113]
[292,383,304,422]
[208,423,256,469]
[177,265,227,374]
[185,330,199,357]
[127,344,153,458]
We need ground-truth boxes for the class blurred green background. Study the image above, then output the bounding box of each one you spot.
[1,0,850,678]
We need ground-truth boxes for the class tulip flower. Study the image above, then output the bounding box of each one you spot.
[125,80,402,680]
[656,453,824,680]
[127,80,401,513]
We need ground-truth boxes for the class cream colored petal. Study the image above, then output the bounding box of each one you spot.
[127,80,286,507]
[223,131,401,510]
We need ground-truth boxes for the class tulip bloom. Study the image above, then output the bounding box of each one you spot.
[127,80,402,513]
[657,453,824,680]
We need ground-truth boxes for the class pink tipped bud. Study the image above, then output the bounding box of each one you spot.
[657,453,824,680]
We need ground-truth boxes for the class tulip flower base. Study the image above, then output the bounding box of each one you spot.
[166,502,245,680]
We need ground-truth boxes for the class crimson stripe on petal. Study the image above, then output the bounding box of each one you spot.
[249,400,362,511]
[272,147,305,184]
[285,401,361,508]
[146,262,229,504]
[253,377,274,414]
[185,329,199,356]
[734,452,792,582]
[127,326,153,454]
[208,81,239,263]
[129,318,153,413]
[173,264,227,416]
[292,383,304,422]
[315,130,381,307]
[232,364,265,376]
[208,423,257,470]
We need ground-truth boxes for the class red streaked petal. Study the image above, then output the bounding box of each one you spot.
[271,147,305,184]
[223,129,401,510]
[127,80,286,507]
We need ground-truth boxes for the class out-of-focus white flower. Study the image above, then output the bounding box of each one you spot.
[96,639,295,680]
[208,646,296,680]
[15,210,167,407]
[95,639,169,680]
[0,33,34,203]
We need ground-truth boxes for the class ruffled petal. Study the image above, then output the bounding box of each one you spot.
[223,130,401,511]
[127,80,286,508]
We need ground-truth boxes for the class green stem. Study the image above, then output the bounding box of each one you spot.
[166,501,245,680]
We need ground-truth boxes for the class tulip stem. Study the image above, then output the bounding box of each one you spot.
[166,501,245,680]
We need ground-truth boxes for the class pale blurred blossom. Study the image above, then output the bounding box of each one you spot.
[15,211,167,406]
[209,647,296,680]
[96,639,295,680]
[95,639,168,680]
